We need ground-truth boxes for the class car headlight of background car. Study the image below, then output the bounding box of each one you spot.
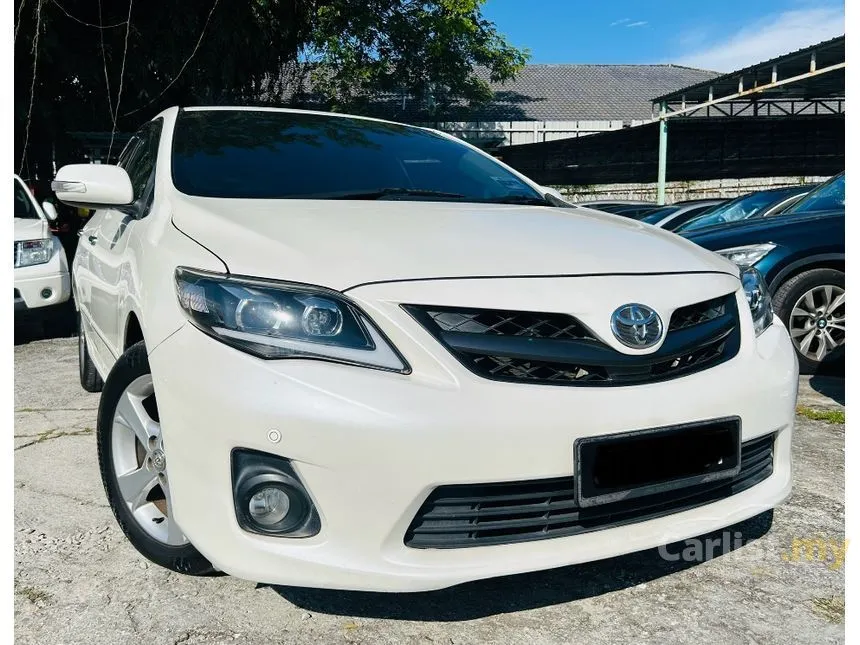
[740,267,774,336]
[14,239,53,268]
[175,267,409,372]
[716,243,775,268]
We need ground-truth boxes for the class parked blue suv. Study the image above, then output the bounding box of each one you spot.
[685,173,844,374]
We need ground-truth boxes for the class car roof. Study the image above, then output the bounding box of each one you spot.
[177,105,418,131]
[674,198,725,205]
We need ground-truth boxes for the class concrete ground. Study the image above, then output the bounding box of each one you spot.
[14,337,845,645]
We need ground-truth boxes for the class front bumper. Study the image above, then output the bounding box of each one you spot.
[149,311,797,592]
[14,270,71,312]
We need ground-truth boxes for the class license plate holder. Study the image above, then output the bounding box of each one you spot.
[575,417,741,508]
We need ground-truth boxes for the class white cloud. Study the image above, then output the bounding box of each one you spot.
[677,7,844,72]
[627,21,648,28]
[610,18,630,27]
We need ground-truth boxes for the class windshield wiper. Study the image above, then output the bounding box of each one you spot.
[323,188,467,201]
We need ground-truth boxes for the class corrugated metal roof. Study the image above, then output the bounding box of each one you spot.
[653,35,844,104]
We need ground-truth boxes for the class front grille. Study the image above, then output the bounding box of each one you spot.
[423,308,595,340]
[404,293,740,387]
[668,295,727,331]
[405,433,775,549]
[472,355,609,383]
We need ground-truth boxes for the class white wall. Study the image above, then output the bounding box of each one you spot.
[421,120,626,146]
[557,176,829,203]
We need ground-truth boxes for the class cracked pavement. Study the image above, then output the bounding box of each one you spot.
[15,337,844,644]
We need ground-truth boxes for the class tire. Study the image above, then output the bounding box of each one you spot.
[772,268,845,375]
[78,312,104,393]
[97,341,215,575]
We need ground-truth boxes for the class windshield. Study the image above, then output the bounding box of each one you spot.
[640,206,680,225]
[676,188,802,232]
[782,174,844,214]
[172,110,545,203]
[14,179,40,219]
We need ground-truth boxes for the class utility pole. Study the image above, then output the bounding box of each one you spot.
[657,101,668,205]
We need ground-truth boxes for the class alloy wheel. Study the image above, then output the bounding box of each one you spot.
[788,285,845,362]
[111,375,187,546]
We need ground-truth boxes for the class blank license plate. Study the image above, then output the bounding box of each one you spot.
[575,417,741,508]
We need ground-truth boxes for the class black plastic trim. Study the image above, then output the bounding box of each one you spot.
[574,416,741,507]
[231,448,321,538]
[768,253,845,291]
[405,432,775,549]
[405,294,740,387]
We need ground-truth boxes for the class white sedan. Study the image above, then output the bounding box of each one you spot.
[53,107,797,592]
[14,174,70,317]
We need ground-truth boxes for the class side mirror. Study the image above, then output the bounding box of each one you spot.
[51,164,134,209]
[41,201,58,222]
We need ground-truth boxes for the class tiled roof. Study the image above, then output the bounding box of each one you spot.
[270,63,720,123]
[465,64,720,121]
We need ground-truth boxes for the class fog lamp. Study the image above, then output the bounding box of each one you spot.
[248,486,291,526]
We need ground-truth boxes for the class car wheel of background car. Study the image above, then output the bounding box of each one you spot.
[772,268,845,374]
[97,341,215,575]
[78,312,103,393]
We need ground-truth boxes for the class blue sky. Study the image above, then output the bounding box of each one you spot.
[482,0,844,72]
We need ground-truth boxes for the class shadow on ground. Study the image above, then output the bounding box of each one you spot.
[14,301,77,346]
[271,510,773,621]
[808,375,845,406]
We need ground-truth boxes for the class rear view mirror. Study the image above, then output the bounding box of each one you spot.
[41,201,58,221]
[52,164,134,209]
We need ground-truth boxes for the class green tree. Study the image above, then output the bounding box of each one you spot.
[13,0,527,178]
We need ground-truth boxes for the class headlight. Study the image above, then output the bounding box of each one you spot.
[174,268,409,372]
[14,239,53,268]
[741,267,774,336]
[716,243,775,268]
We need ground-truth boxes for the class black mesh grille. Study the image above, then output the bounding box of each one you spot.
[669,295,727,331]
[405,433,775,549]
[471,355,610,383]
[405,293,740,387]
[423,308,595,340]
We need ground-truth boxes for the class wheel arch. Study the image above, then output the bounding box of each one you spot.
[124,311,146,351]
[768,253,844,294]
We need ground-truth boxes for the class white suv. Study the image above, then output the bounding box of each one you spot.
[14,175,70,317]
[54,107,798,592]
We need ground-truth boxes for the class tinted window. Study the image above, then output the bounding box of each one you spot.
[783,174,844,214]
[676,188,803,232]
[663,203,721,231]
[120,119,163,200]
[171,110,543,202]
[14,179,39,219]
[640,206,680,224]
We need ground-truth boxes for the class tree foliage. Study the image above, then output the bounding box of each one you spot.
[13,0,527,177]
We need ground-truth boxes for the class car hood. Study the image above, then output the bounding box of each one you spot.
[683,209,844,246]
[14,217,48,242]
[171,195,738,290]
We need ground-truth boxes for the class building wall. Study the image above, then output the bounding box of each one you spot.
[557,176,829,203]
[421,120,627,147]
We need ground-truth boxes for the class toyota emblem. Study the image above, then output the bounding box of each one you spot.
[610,304,663,348]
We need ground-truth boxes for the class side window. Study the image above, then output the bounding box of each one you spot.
[118,119,163,214]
